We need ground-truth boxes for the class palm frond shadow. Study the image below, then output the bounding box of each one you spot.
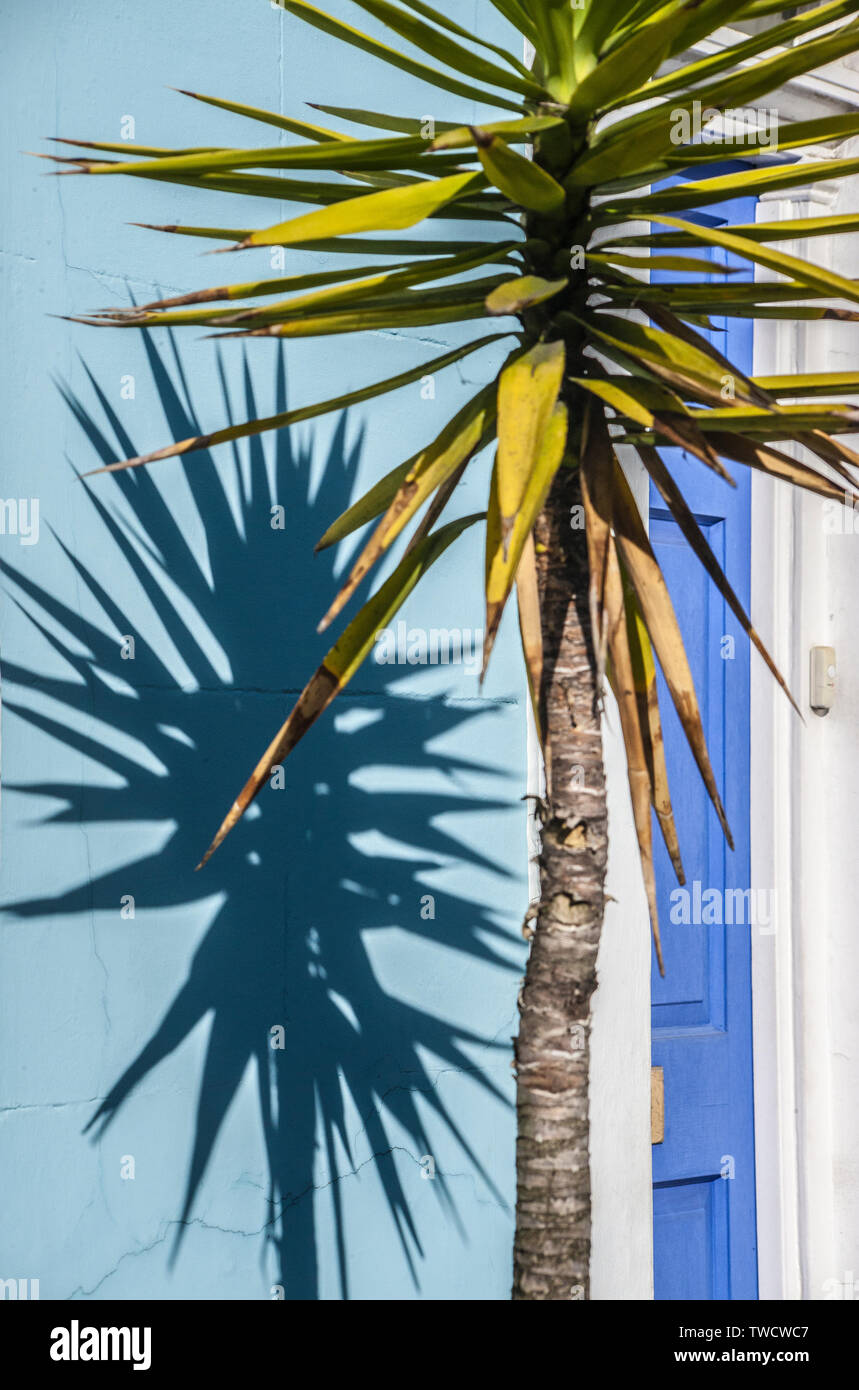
[0,330,520,1299]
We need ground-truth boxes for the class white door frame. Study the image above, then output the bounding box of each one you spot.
[750,169,853,1301]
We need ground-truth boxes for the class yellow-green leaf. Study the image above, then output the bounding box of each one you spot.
[80,334,507,477]
[637,442,799,716]
[473,128,566,213]
[623,581,685,887]
[516,531,544,744]
[495,340,566,553]
[348,0,548,99]
[429,114,563,151]
[483,401,568,674]
[397,0,536,79]
[647,215,859,308]
[173,89,349,141]
[753,372,859,399]
[233,171,487,250]
[485,275,567,315]
[605,539,665,975]
[276,0,528,111]
[610,457,734,849]
[567,5,689,118]
[317,383,498,632]
[197,511,482,868]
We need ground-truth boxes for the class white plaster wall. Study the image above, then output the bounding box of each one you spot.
[809,161,859,1297]
[589,687,653,1300]
[589,457,654,1302]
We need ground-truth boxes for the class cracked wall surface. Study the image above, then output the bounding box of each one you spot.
[0,0,529,1300]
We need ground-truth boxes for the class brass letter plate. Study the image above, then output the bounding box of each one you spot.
[651,1066,664,1145]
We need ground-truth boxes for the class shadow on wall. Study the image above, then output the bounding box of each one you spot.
[1,330,518,1299]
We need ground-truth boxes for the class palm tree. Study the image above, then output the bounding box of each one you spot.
[44,0,859,1299]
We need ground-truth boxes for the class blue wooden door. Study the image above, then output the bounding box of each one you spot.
[650,188,759,1300]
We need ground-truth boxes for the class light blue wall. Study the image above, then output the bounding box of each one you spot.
[0,0,529,1299]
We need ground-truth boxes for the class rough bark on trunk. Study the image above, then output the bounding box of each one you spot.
[512,466,608,1301]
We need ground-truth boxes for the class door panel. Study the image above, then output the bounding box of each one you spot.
[654,1178,729,1301]
[650,185,758,1301]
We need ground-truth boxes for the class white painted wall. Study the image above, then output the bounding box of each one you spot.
[590,455,654,1301]
[589,686,653,1301]
[811,157,859,1299]
[748,154,859,1300]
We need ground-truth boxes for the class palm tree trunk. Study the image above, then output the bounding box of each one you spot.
[512,465,608,1301]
